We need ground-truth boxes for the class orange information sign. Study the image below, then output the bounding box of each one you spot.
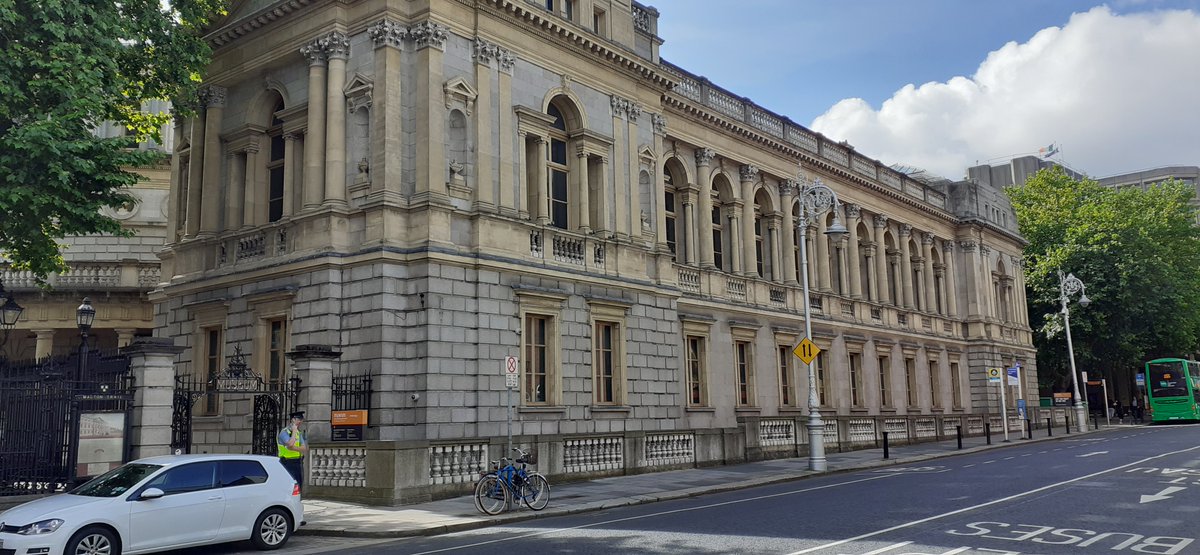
[332,409,367,441]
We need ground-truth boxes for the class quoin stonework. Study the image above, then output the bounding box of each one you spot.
[154,0,1038,504]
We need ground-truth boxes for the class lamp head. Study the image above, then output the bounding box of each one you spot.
[1079,294,1091,308]
[76,297,96,331]
[824,216,849,237]
[0,295,22,328]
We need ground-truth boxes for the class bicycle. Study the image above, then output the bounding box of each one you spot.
[473,447,550,515]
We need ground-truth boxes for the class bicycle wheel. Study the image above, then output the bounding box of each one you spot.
[474,475,509,515]
[521,473,550,510]
[472,474,494,515]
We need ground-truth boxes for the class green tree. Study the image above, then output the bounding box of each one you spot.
[0,0,224,280]
[1007,167,1200,395]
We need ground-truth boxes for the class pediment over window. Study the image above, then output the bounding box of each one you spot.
[344,73,373,112]
[443,77,478,115]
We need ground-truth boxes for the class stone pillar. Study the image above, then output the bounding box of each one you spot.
[185,114,205,238]
[864,245,878,302]
[300,40,327,209]
[780,180,797,285]
[287,345,343,443]
[576,150,592,233]
[922,233,937,312]
[806,225,818,287]
[166,116,186,243]
[739,165,758,277]
[324,32,350,207]
[768,217,782,282]
[413,21,448,202]
[534,137,549,225]
[34,329,55,359]
[281,134,297,217]
[695,149,716,269]
[945,241,959,317]
[960,240,982,317]
[227,152,245,230]
[980,246,995,318]
[498,55,517,217]
[115,328,137,348]
[597,156,612,233]
[816,213,831,291]
[473,44,495,212]
[682,199,697,265]
[836,236,849,294]
[652,114,669,252]
[846,204,862,298]
[199,86,225,235]
[899,224,915,309]
[244,146,261,227]
[729,207,743,274]
[626,105,641,239]
[370,20,405,197]
[874,215,890,304]
[125,338,186,459]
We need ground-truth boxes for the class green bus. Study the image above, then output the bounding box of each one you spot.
[1145,358,1200,422]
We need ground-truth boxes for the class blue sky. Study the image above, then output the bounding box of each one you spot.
[648,0,1200,179]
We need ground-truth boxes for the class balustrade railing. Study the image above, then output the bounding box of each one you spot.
[678,267,701,293]
[429,443,487,485]
[563,436,623,473]
[769,287,786,306]
[759,419,795,447]
[645,433,695,466]
[311,447,367,488]
[726,277,747,302]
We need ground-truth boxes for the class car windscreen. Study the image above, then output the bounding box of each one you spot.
[69,463,163,498]
[1148,361,1188,398]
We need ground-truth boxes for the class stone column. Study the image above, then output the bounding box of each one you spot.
[370,20,406,198]
[323,32,350,207]
[960,240,982,317]
[125,338,186,459]
[816,213,831,291]
[226,152,245,230]
[626,104,642,239]
[780,180,797,285]
[806,225,818,286]
[836,236,849,294]
[729,207,743,274]
[945,241,959,317]
[498,54,517,217]
[576,150,592,233]
[768,216,782,282]
[899,224,915,309]
[199,86,225,235]
[185,114,205,238]
[34,329,55,359]
[739,165,758,277]
[610,97,628,237]
[115,328,137,348]
[534,137,549,225]
[980,246,996,319]
[286,345,343,443]
[652,114,669,251]
[281,133,297,217]
[695,148,716,269]
[300,40,327,209]
[597,156,612,233]
[166,116,186,243]
[682,199,697,265]
[473,40,495,212]
[874,215,890,304]
[846,204,862,298]
[922,233,937,312]
[864,245,878,302]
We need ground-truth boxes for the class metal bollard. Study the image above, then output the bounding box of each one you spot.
[1065,413,1071,434]
[1093,414,1100,430]
[1024,419,1032,440]
[985,423,992,445]
[883,431,890,459]
[956,425,963,450]
[1047,418,1053,437]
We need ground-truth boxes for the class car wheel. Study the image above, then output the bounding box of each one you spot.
[65,525,120,555]
[250,507,292,550]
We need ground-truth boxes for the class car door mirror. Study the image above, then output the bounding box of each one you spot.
[139,487,165,500]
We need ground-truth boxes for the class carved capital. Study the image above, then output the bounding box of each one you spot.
[473,37,500,65]
[299,41,326,65]
[499,50,516,72]
[922,232,934,245]
[779,179,797,197]
[942,239,954,253]
[651,113,666,135]
[627,103,642,122]
[873,214,889,228]
[979,245,992,255]
[845,203,861,219]
[282,132,300,142]
[695,147,714,167]
[958,239,977,252]
[900,223,913,237]
[320,31,350,59]
[739,164,759,183]
[369,19,408,49]
[200,85,226,108]
[410,21,449,50]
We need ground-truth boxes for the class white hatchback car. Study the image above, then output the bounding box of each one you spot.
[0,454,304,555]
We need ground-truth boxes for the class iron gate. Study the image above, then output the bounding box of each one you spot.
[171,347,300,456]
[0,350,133,496]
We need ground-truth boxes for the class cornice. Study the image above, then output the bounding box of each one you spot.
[205,0,320,49]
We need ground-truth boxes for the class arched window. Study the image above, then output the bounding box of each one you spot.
[792,202,803,283]
[663,168,678,260]
[711,174,735,273]
[753,189,773,279]
[711,200,724,271]
[547,103,569,229]
[267,99,285,222]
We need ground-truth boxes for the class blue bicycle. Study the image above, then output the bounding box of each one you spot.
[473,447,550,514]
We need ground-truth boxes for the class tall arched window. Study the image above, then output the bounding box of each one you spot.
[711,199,724,271]
[267,98,285,222]
[664,169,678,260]
[712,174,735,273]
[792,203,803,283]
[547,104,569,229]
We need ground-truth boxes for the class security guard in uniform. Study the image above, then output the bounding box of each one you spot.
[277,411,308,490]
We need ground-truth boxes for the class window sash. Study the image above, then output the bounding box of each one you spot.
[524,315,549,404]
[594,322,617,404]
[778,346,794,407]
[735,341,753,407]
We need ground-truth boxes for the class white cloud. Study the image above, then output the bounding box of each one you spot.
[810,6,1200,179]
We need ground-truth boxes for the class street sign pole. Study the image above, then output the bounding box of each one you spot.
[1015,362,1025,418]
[999,374,1009,442]
[1102,378,1110,427]
[503,356,519,458]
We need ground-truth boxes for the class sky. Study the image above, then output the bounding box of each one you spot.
[647,0,1200,180]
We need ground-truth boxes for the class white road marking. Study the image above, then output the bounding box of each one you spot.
[402,474,900,555]
[1077,451,1109,457]
[1140,486,1187,504]
[785,444,1200,555]
[839,541,913,555]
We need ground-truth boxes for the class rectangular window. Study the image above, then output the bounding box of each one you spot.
[524,315,550,404]
[548,137,569,229]
[665,190,677,259]
[686,336,707,406]
[735,341,753,407]
[268,134,285,222]
[593,8,606,35]
[203,327,222,416]
[878,356,891,407]
[778,346,795,407]
[594,321,618,404]
[545,0,554,11]
[951,362,962,408]
[564,0,573,20]
[712,206,724,270]
[267,318,288,388]
[849,353,863,407]
[755,217,764,278]
[929,360,941,408]
[816,351,829,406]
[905,357,918,407]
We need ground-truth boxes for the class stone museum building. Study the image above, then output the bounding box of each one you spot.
[154,0,1037,503]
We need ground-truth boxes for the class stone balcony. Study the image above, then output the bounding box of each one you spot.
[1,262,160,292]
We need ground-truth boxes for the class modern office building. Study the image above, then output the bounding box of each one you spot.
[153,0,1036,502]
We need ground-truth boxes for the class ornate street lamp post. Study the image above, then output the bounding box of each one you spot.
[1059,271,1090,432]
[795,177,848,471]
[0,281,23,329]
[74,297,95,382]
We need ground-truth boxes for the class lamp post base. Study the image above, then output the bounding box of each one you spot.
[1074,405,1088,433]
[808,413,827,471]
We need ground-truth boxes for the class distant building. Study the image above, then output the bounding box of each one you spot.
[1096,166,1200,222]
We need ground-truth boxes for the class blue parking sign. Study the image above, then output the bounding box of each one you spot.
[1017,399,1026,419]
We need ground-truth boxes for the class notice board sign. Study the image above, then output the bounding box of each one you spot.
[332,409,367,441]
[1053,392,1072,407]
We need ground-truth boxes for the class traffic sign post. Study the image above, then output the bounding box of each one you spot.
[792,337,821,366]
[988,367,1009,442]
[503,356,519,457]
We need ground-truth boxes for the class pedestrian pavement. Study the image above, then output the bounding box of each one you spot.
[298,423,1137,539]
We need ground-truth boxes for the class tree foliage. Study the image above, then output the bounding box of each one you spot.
[0,0,224,280]
[1007,167,1200,392]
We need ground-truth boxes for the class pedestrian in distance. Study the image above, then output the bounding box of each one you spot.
[278,411,309,491]
[1132,397,1144,422]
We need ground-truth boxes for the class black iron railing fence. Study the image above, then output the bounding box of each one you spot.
[332,373,372,411]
